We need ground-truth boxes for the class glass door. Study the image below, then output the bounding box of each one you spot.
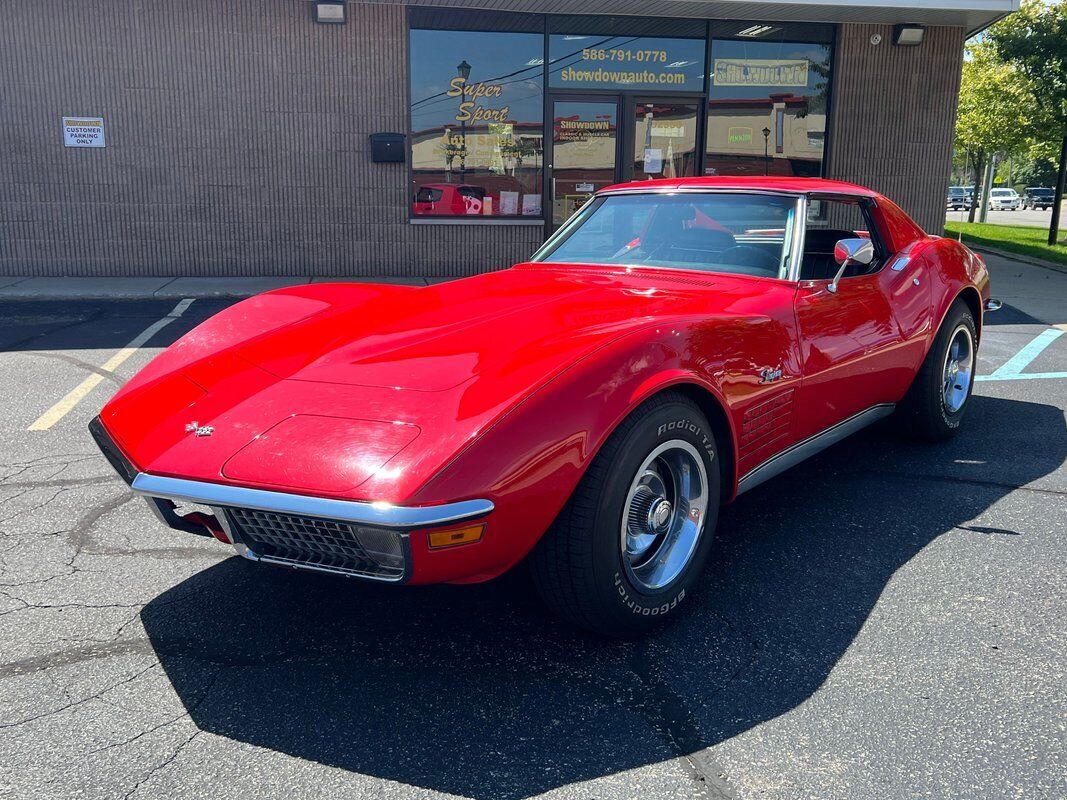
[631,98,701,181]
[549,98,620,228]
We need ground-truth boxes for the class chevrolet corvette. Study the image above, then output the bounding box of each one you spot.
[91,177,997,636]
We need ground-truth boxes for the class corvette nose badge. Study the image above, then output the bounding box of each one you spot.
[185,421,214,437]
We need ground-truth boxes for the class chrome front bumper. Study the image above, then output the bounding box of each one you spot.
[128,473,493,528]
[89,416,493,583]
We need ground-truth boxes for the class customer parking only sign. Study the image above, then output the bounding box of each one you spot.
[62,117,105,147]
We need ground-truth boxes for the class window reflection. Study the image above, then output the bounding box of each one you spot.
[705,38,831,177]
[633,101,699,180]
[551,101,618,226]
[409,29,544,217]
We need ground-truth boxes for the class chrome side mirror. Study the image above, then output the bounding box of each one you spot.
[828,238,875,293]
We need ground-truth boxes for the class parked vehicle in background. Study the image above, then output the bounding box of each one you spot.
[947,187,970,210]
[413,183,487,216]
[988,188,1020,211]
[1022,187,1055,210]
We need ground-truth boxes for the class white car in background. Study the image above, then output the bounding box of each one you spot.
[988,188,1021,211]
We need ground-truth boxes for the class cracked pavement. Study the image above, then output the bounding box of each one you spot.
[0,256,1064,799]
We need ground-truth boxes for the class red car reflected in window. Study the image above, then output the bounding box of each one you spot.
[413,184,486,216]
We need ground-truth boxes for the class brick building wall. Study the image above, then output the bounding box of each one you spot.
[1,1,965,277]
[1,0,541,277]
[827,24,966,234]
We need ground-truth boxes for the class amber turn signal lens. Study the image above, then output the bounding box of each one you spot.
[427,523,485,549]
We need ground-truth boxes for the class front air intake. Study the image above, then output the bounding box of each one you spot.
[222,507,408,582]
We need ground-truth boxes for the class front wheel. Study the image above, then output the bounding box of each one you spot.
[530,391,720,637]
[899,299,977,441]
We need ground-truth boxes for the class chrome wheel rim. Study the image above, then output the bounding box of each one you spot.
[942,324,974,414]
[620,440,708,592]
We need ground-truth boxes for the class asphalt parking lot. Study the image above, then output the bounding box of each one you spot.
[0,254,1064,800]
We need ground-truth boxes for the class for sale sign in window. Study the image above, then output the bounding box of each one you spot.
[62,117,105,148]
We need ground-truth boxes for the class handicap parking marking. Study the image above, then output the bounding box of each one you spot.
[977,327,1067,382]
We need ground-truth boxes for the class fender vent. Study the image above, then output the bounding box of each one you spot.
[739,388,794,463]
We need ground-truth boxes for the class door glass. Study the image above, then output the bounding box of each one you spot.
[551,100,618,227]
[633,100,699,180]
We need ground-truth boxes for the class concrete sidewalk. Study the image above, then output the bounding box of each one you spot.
[0,275,454,300]
[0,250,1062,304]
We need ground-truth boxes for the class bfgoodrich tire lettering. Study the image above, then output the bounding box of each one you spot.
[530,391,720,636]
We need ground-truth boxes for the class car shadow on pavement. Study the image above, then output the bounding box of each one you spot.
[140,395,1065,799]
[982,303,1045,326]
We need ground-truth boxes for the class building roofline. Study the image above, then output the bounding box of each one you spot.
[393,0,1019,34]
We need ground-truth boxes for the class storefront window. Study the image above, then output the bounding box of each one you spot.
[548,35,706,92]
[632,101,700,181]
[409,28,544,217]
[705,34,831,177]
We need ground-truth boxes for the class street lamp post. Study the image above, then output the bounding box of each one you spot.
[762,126,771,176]
[457,60,472,181]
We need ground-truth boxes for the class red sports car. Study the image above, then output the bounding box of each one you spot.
[91,177,998,636]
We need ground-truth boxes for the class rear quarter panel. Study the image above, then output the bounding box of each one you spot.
[920,236,990,340]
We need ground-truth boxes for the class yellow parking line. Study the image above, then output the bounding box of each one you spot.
[28,299,195,432]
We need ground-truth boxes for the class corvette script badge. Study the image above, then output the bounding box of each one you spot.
[184,421,214,437]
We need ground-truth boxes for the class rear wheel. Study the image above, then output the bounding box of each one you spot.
[530,391,720,637]
[900,299,977,441]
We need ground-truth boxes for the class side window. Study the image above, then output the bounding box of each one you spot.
[415,187,443,204]
[801,198,885,281]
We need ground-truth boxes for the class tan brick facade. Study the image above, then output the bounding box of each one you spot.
[827,24,965,235]
[1,1,963,277]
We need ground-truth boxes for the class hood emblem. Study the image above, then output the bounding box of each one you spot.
[184,421,214,438]
[759,367,784,384]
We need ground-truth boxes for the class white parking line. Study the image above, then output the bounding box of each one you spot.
[27,299,195,432]
[976,326,1067,383]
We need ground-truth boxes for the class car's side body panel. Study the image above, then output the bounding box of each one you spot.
[792,270,909,439]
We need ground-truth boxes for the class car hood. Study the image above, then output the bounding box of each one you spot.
[101,265,764,502]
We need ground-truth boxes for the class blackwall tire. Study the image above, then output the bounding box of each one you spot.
[900,299,978,441]
[529,391,720,637]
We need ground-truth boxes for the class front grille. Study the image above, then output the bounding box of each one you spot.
[223,507,407,582]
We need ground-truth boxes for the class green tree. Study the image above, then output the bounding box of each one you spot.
[1014,154,1060,189]
[954,42,1034,221]
[987,0,1067,244]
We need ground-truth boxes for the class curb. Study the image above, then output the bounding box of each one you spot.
[0,276,454,301]
[964,244,1067,276]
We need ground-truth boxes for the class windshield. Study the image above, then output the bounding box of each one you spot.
[1029,188,1053,196]
[535,193,797,279]
[948,188,966,196]
[991,189,1015,197]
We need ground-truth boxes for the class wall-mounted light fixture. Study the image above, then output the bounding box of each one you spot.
[892,24,925,46]
[314,1,346,24]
